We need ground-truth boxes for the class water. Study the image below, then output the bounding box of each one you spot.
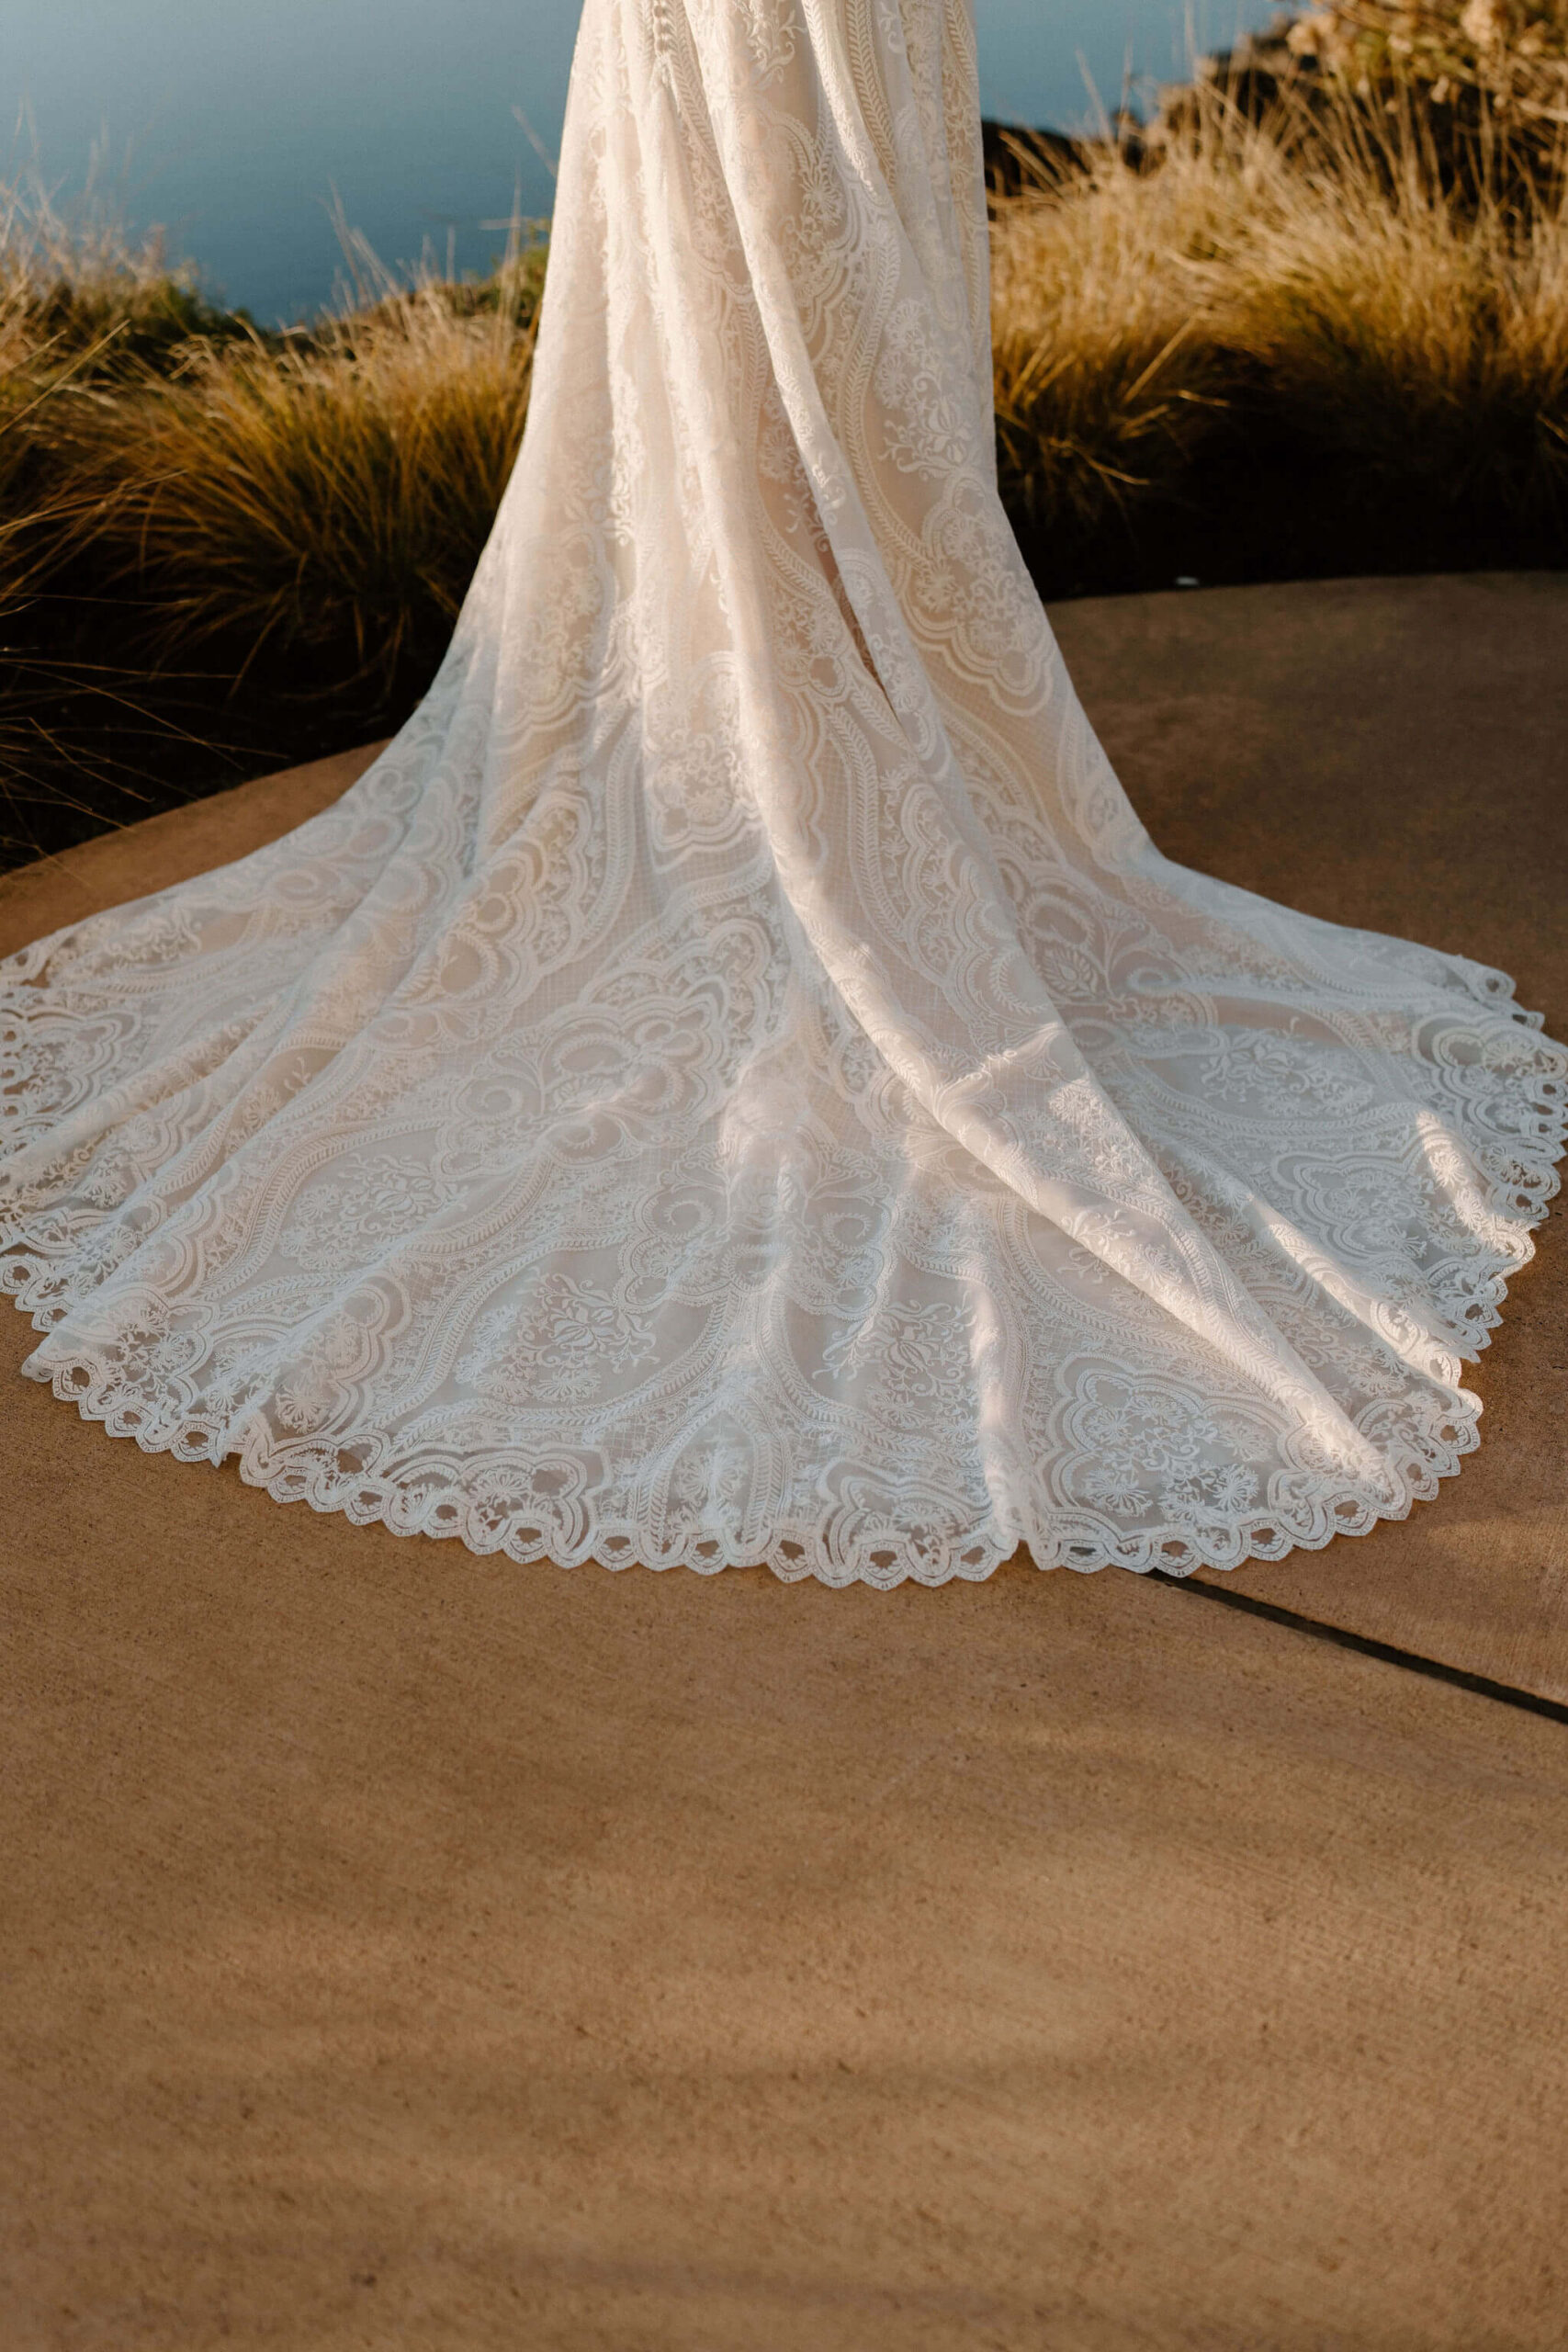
[7,1,1277,324]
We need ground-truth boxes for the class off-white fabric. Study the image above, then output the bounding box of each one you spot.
[3,0,1564,1586]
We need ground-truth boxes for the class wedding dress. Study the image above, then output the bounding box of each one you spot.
[3,0,1564,1587]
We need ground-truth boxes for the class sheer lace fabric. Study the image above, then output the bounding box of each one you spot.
[3,0,1564,1586]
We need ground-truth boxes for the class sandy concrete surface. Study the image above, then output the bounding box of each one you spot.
[4,576,1565,1697]
[3,1399,1566,2352]
[0,742,390,953]
[1051,574,1568,1702]
[3,578,1567,2350]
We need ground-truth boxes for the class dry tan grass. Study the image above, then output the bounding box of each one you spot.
[0,52,1562,768]
[988,130,1244,531]
[0,175,236,612]
[64,232,541,695]
[1286,2,1568,125]
[990,74,1568,530]
[1213,74,1568,511]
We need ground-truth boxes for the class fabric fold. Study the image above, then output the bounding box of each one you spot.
[3,0,1564,1585]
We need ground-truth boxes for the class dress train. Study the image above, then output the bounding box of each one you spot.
[3,0,1563,1584]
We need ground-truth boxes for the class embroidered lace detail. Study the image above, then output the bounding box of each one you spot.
[3,0,1565,1587]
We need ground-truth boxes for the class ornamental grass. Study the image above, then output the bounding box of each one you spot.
[0,5,1564,863]
[989,62,1568,537]
[61,226,544,698]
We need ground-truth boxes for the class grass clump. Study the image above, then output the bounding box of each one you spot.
[989,133,1236,534]
[0,3,1565,864]
[0,200,544,865]
[989,13,1568,580]
[72,229,543,697]
[1284,2,1568,124]
[1220,107,1568,522]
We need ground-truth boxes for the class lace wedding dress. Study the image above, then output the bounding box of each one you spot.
[3,0,1564,1586]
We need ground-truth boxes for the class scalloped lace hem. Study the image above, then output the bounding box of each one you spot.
[6,961,1565,1589]
[3,1260,1509,1589]
[9,0,1563,1599]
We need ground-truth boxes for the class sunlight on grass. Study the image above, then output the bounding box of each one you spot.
[70,226,543,696]
[0,2,1564,866]
[990,60,1568,535]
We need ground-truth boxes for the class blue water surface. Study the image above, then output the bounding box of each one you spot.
[8,1,1275,322]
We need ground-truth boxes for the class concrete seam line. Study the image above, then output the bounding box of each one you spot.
[1149,1573,1568,1727]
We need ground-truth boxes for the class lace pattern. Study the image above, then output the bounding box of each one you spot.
[3,0,1565,1586]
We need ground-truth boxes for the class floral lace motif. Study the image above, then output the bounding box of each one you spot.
[3,0,1565,1587]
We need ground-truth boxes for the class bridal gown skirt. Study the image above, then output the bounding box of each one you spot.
[3,0,1564,1586]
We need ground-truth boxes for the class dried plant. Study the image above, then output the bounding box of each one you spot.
[989,133,1237,532]
[1284,2,1568,124]
[64,226,543,698]
[2,27,1566,865]
[991,61,1568,533]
